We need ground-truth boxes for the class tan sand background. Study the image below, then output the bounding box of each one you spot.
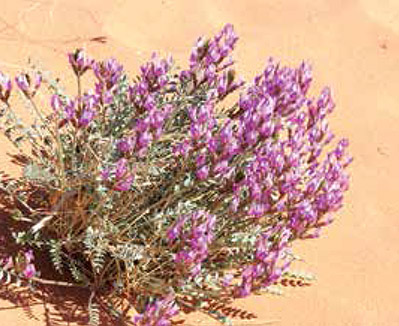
[0,0,398,325]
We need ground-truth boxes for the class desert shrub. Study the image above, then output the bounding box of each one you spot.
[0,24,352,325]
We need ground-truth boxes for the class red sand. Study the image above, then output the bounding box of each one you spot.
[0,1,398,325]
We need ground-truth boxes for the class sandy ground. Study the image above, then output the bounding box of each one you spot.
[0,0,398,325]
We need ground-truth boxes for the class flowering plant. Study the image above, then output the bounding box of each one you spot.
[0,24,352,325]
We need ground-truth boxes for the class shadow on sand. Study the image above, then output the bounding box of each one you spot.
[0,164,262,326]
[0,164,121,326]
[0,194,95,325]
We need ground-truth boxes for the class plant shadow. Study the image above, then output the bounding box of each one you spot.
[0,209,86,325]
[0,171,120,326]
[0,167,260,326]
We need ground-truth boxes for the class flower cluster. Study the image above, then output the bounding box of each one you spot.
[51,92,101,128]
[167,210,216,277]
[179,24,244,104]
[15,72,42,98]
[172,102,216,166]
[182,23,238,85]
[51,54,127,131]
[132,295,179,326]
[129,103,173,157]
[101,158,135,191]
[1,249,36,280]
[129,53,173,112]
[93,57,124,104]
[23,249,36,278]
[235,226,291,298]
[176,57,352,242]
[68,48,93,77]
[79,91,100,127]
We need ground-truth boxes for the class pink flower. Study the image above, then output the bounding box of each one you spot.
[213,160,229,175]
[68,49,93,77]
[51,94,63,112]
[24,249,34,263]
[100,168,111,181]
[15,73,42,97]
[113,158,134,191]
[0,72,12,102]
[114,174,134,191]
[93,58,123,89]
[33,73,42,93]
[196,165,209,180]
[15,74,29,92]
[64,99,76,120]
[117,137,135,153]
[78,109,96,127]
[23,263,36,279]
[115,158,128,179]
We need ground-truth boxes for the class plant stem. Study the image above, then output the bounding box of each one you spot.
[0,185,33,213]
[31,276,87,288]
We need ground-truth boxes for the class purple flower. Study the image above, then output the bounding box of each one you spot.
[78,109,96,127]
[112,158,134,191]
[82,91,99,110]
[15,72,42,98]
[248,202,266,218]
[235,227,293,297]
[298,61,313,94]
[0,72,12,102]
[196,165,209,180]
[51,94,62,112]
[117,137,135,153]
[167,211,216,278]
[0,72,12,92]
[151,110,165,130]
[135,116,151,132]
[259,120,274,138]
[173,140,191,158]
[132,295,179,326]
[195,153,207,168]
[64,99,76,120]
[207,137,218,153]
[15,74,29,92]
[166,227,180,242]
[137,131,153,148]
[23,263,36,279]
[68,48,93,77]
[182,24,241,96]
[249,182,262,201]
[93,57,123,89]
[189,124,201,141]
[24,249,34,263]
[334,138,349,159]
[33,73,42,92]
[213,160,229,175]
[114,174,134,191]
[100,168,111,181]
[115,158,128,179]
[132,53,172,105]
[245,129,258,146]
[220,120,233,144]
[217,72,228,95]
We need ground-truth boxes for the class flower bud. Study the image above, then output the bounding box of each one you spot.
[0,72,12,102]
